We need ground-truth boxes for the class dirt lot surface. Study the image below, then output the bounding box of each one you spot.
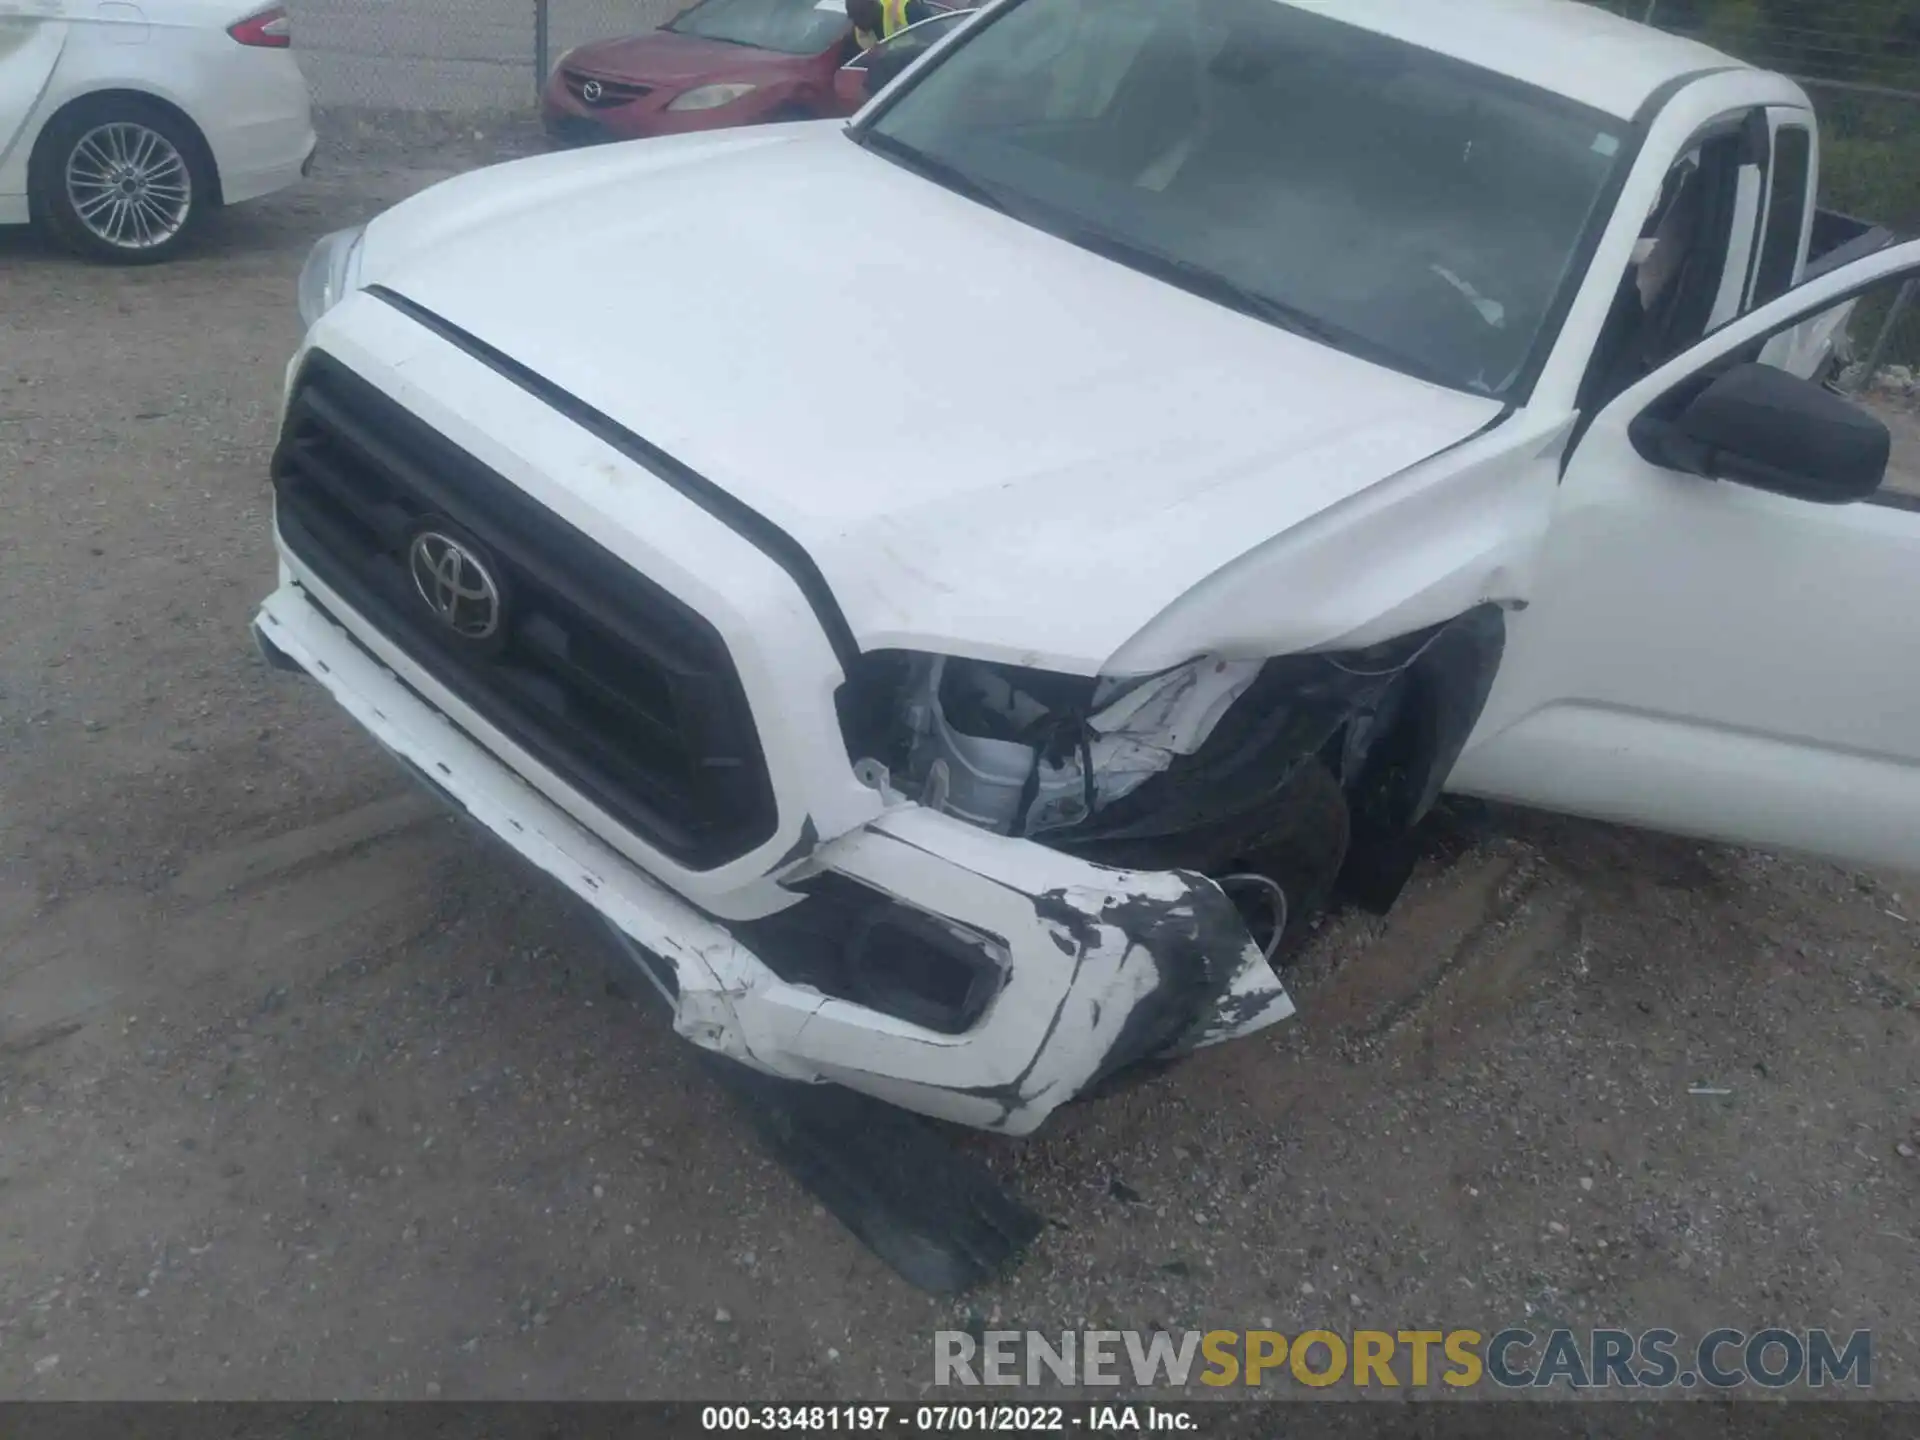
[2,121,1917,1402]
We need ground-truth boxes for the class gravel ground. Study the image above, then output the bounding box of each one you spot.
[0,121,1917,1402]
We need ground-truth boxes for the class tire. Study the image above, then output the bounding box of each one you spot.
[1069,762,1352,1107]
[30,97,213,265]
[1215,757,1352,971]
[1070,758,1352,973]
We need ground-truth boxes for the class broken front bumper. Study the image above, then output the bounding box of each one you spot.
[253,583,1294,1134]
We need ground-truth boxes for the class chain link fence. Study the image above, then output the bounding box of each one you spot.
[295,0,680,111]
[1845,280,1920,405]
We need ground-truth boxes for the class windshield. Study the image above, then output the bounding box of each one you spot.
[666,0,849,55]
[861,0,1628,397]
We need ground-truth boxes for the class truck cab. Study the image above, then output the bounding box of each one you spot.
[260,0,1918,1136]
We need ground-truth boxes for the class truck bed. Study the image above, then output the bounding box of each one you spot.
[1808,206,1900,280]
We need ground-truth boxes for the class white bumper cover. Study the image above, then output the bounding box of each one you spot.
[254,583,1296,1135]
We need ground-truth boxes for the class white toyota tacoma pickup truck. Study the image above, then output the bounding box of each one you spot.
[257,0,1919,1138]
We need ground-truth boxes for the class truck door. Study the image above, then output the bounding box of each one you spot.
[0,4,70,186]
[1448,239,1920,872]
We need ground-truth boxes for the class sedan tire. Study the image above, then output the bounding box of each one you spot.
[31,97,214,265]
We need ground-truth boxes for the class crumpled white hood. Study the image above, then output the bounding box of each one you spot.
[355,124,1502,674]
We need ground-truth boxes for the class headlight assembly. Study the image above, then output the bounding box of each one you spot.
[296,224,367,329]
[666,83,760,111]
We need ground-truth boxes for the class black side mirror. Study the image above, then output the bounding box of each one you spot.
[1635,361,1889,504]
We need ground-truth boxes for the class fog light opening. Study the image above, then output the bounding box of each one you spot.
[843,907,1006,1036]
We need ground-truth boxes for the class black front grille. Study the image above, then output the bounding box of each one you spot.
[562,69,651,108]
[271,352,779,870]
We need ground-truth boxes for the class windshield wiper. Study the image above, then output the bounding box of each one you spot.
[1052,224,1355,349]
[851,130,1019,218]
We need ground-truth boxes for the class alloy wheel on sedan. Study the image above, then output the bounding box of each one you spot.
[64,121,194,253]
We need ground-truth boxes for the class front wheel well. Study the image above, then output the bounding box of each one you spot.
[27,89,223,215]
[1331,603,1508,910]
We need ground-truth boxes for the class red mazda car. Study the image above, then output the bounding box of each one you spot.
[541,0,973,146]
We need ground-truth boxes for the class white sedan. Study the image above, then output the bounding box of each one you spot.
[0,0,315,263]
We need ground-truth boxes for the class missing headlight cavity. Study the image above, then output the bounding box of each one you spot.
[843,651,1268,837]
[837,604,1506,943]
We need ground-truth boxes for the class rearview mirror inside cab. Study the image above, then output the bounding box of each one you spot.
[1633,362,1890,504]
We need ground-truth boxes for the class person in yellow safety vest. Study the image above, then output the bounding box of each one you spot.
[847,0,934,51]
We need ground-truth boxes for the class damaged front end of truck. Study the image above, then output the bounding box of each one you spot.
[263,558,1506,1149]
[253,358,1522,1293]
[753,602,1510,1109]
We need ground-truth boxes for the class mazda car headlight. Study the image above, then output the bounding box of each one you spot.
[666,82,759,111]
[297,225,367,329]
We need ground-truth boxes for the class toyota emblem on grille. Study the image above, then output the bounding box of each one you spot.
[581,79,603,102]
[409,531,502,639]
